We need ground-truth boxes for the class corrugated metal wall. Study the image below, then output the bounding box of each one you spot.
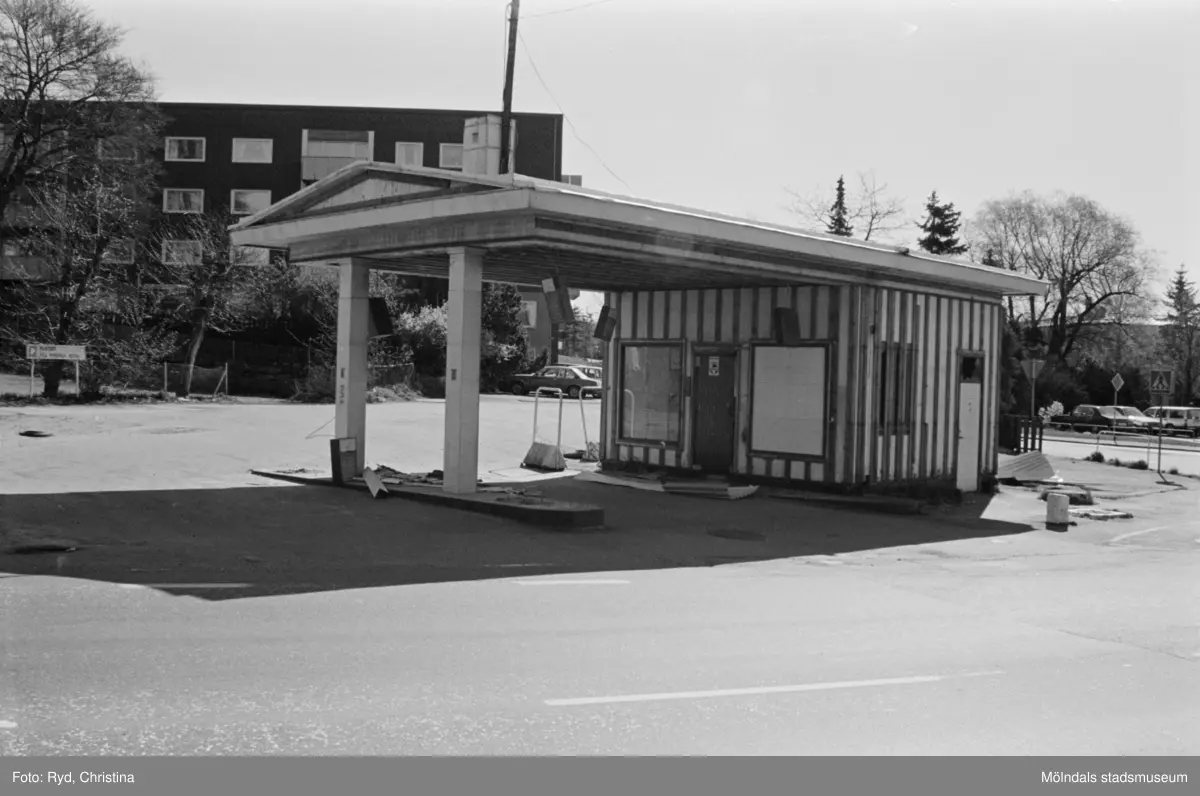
[600,284,1003,488]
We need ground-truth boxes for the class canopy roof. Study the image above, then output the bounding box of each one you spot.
[229,162,1048,298]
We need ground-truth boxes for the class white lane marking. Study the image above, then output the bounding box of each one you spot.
[514,579,630,586]
[545,670,1005,707]
[0,720,16,729]
[1110,526,1171,544]
[118,583,252,589]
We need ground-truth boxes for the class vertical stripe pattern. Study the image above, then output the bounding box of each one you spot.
[603,286,1003,490]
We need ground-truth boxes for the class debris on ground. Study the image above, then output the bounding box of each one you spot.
[997,451,1056,484]
[18,430,52,438]
[1070,507,1133,521]
[1038,484,1095,506]
[362,467,389,499]
[662,480,759,500]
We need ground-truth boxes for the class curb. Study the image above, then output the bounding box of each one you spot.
[250,469,605,529]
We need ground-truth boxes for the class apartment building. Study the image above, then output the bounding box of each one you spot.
[153,102,564,264]
[1,102,565,278]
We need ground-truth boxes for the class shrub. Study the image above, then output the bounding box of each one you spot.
[1086,451,1105,463]
[1038,401,1065,422]
[1168,467,1179,475]
[1109,458,1122,467]
[1130,460,1149,470]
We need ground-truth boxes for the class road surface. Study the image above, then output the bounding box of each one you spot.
[3,526,1197,756]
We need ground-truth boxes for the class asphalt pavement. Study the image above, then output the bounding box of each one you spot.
[2,526,1197,755]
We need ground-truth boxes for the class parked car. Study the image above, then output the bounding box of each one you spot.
[1048,404,1135,433]
[1112,405,1159,433]
[1143,406,1200,437]
[504,365,601,399]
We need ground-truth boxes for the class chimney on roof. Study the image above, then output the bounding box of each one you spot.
[462,115,517,176]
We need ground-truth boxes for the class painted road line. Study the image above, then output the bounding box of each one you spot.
[545,671,1005,707]
[514,579,630,586]
[1109,527,1170,545]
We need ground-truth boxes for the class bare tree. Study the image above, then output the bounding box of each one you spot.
[969,191,1159,364]
[153,210,278,395]
[788,171,906,242]
[0,147,161,396]
[0,0,159,226]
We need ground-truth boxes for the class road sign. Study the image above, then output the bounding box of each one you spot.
[1149,369,1174,396]
[708,356,720,376]
[1110,373,1124,393]
[26,344,86,361]
[1020,359,1045,380]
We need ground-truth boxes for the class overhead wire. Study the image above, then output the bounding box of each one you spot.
[516,30,634,194]
[524,0,621,20]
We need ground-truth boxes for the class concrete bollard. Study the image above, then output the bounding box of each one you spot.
[1046,492,1071,526]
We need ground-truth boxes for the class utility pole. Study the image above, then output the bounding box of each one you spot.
[499,0,521,176]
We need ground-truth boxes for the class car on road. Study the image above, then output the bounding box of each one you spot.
[1048,404,1136,433]
[503,365,602,399]
[1112,405,1160,434]
[1143,406,1200,437]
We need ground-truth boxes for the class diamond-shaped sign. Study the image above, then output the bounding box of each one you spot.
[1110,373,1124,392]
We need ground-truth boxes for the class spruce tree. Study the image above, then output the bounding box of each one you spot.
[825,176,853,237]
[916,191,968,255]
[1161,265,1199,404]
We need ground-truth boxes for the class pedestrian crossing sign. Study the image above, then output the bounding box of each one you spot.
[1149,369,1173,395]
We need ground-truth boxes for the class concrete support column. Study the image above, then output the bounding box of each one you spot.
[444,247,484,494]
[335,258,370,477]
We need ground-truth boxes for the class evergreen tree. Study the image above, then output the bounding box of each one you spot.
[1160,265,1200,404]
[916,191,969,255]
[825,176,853,237]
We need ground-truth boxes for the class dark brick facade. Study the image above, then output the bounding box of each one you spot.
[157,102,564,216]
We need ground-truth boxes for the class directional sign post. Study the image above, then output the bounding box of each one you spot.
[25,344,87,398]
[1020,359,1045,419]
[1110,372,1124,407]
[1148,369,1174,478]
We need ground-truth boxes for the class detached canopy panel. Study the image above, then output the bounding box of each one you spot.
[751,345,828,457]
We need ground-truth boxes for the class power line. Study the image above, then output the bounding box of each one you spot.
[525,0,620,20]
[516,31,633,194]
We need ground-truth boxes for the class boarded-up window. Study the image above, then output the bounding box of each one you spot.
[878,343,918,434]
[620,344,682,442]
[751,345,827,456]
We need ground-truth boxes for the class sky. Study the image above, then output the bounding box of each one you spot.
[87,0,1198,316]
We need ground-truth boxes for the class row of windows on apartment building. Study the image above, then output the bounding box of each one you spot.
[159,136,464,169]
[1,238,273,268]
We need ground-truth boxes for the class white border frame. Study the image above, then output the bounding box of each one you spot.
[395,141,424,167]
[164,136,206,162]
[162,188,205,214]
[232,137,274,164]
[230,189,272,216]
